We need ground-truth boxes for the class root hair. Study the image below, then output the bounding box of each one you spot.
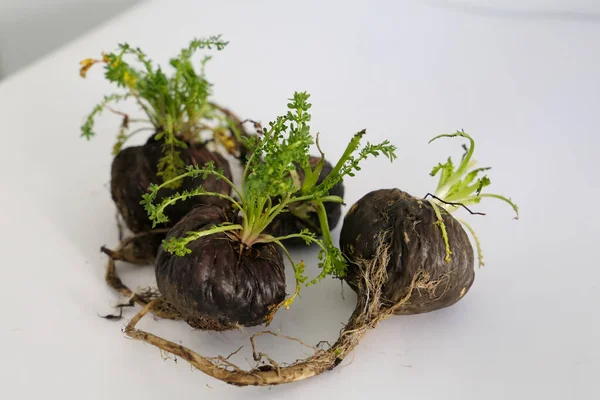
[122,231,431,386]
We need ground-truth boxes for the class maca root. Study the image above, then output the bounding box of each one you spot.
[101,229,182,321]
[123,232,434,386]
[100,228,168,266]
[340,188,475,315]
[155,205,286,331]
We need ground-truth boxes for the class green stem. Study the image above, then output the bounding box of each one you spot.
[321,130,366,190]
[243,200,257,241]
[428,199,452,263]
[257,194,291,234]
[442,193,518,220]
[301,133,325,194]
[153,171,195,191]
[242,125,273,184]
[215,172,243,202]
[167,224,243,256]
[259,210,335,286]
[271,240,303,309]
[154,191,243,225]
[240,196,272,244]
[256,232,331,286]
[431,131,475,196]
[255,232,319,245]
[288,194,344,205]
[479,194,519,219]
[443,195,482,207]
[251,197,270,233]
[443,183,481,203]
[314,201,333,247]
[153,168,237,195]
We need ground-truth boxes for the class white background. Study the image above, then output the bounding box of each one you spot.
[0,0,598,399]
[2,0,600,78]
[0,0,139,78]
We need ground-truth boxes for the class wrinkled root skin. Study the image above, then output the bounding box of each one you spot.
[102,229,182,320]
[156,205,286,331]
[111,135,233,235]
[267,157,345,245]
[123,236,428,387]
[340,188,475,315]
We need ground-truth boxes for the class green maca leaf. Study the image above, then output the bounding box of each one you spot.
[162,223,243,257]
[162,236,193,256]
[80,35,231,184]
[308,244,347,286]
[156,149,186,183]
[431,157,455,191]
[430,131,518,217]
[301,134,326,193]
[244,92,315,201]
[427,130,519,265]
[142,90,398,312]
[475,176,491,195]
[297,228,317,246]
[81,93,130,140]
[315,131,396,198]
[463,167,491,186]
[141,161,236,228]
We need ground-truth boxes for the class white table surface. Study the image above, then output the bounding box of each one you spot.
[1,1,598,399]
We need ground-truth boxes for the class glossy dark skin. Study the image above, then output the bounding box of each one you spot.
[156,206,286,330]
[110,135,232,258]
[340,189,475,315]
[267,157,345,245]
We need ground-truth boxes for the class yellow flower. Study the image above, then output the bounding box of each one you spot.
[79,54,109,78]
[79,58,99,78]
[123,71,136,88]
[215,130,237,154]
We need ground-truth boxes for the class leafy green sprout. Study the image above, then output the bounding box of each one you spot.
[425,130,519,266]
[79,35,243,187]
[141,91,397,309]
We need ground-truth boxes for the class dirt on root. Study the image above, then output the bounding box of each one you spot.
[340,188,475,315]
[123,232,435,386]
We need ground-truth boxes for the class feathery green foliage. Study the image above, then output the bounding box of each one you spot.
[80,36,235,186]
[142,91,397,306]
[425,130,518,266]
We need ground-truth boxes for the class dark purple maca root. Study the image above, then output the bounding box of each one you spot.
[267,157,345,245]
[340,188,475,315]
[110,135,233,260]
[156,205,286,331]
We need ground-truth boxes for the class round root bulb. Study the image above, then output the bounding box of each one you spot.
[111,136,233,236]
[340,189,475,315]
[124,233,430,386]
[155,206,286,331]
[102,229,182,321]
[101,228,170,266]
